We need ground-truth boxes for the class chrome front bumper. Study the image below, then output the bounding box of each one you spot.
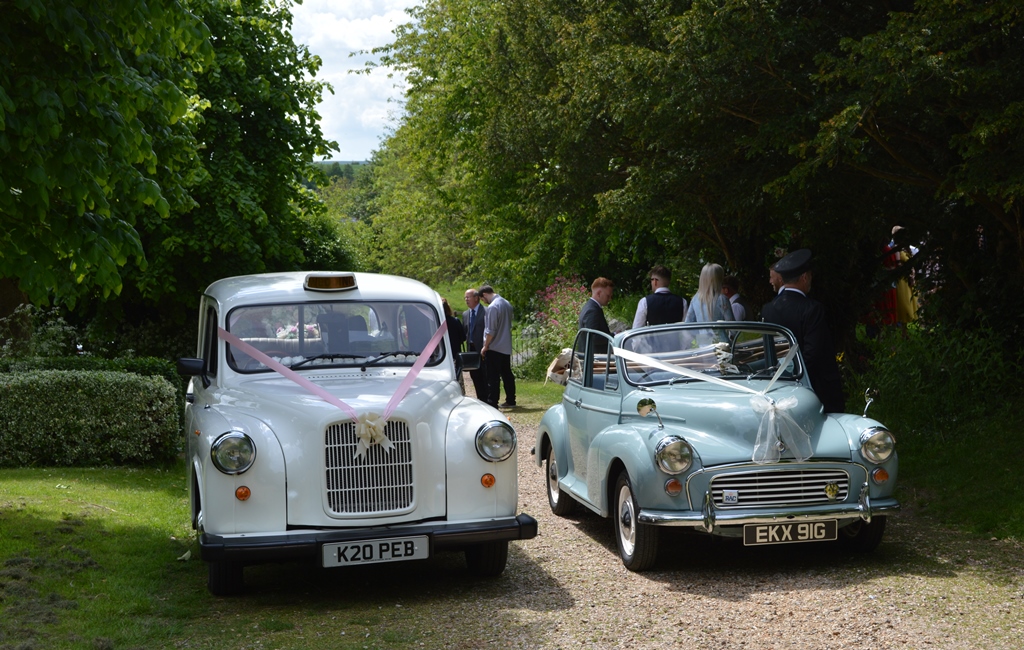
[638,482,899,534]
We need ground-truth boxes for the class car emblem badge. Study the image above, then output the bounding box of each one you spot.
[723,489,739,505]
[824,482,840,502]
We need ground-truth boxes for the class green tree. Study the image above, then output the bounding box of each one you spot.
[76,0,341,358]
[788,0,1024,333]
[130,0,337,305]
[0,0,212,307]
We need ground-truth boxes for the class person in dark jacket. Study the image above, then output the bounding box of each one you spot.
[578,277,613,335]
[579,277,613,354]
[442,298,466,393]
[760,249,846,413]
[462,288,488,400]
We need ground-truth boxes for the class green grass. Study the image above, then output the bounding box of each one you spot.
[1,378,1019,648]
[894,408,1024,539]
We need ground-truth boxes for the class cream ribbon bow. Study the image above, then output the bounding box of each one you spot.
[750,394,812,464]
[354,412,395,460]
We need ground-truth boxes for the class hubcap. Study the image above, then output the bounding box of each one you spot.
[547,451,559,504]
[618,485,636,555]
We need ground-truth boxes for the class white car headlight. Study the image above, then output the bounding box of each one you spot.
[475,421,516,462]
[211,432,257,474]
[655,436,693,474]
[860,427,895,463]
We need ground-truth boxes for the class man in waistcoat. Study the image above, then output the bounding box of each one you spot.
[632,265,687,329]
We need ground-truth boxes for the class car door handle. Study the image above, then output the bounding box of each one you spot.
[573,399,582,409]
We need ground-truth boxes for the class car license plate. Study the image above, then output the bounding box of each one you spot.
[743,520,837,546]
[322,536,429,567]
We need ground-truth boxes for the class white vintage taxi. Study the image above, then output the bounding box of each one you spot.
[177,272,536,595]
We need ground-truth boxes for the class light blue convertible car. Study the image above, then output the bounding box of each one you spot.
[534,322,898,570]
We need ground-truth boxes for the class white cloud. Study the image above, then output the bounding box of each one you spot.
[290,0,417,161]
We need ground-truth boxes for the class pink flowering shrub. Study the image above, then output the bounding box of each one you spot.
[534,275,590,357]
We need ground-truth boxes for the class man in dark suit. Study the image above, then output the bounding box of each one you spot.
[579,277,613,353]
[761,249,846,413]
[462,288,488,400]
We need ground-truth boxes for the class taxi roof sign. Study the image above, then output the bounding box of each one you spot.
[304,273,357,291]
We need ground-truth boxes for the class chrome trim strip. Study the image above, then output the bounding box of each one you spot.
[638,498,900,528]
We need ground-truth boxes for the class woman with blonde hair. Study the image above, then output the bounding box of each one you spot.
[685,263,736,323]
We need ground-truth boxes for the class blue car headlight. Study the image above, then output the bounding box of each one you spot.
[655,436,693,474]
[211,431,257,474]
[860,427,895,463]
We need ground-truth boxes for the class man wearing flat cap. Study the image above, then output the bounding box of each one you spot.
[761,249,846,413]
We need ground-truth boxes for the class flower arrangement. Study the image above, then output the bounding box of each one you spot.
[276,323,320,339]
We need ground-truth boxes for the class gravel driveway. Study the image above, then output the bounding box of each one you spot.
[233,399,1022,649]
[488,405,1024,649]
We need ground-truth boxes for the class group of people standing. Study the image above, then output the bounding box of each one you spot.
[452,285,516,409]
[576,249,846,413]
[450,247,845,415]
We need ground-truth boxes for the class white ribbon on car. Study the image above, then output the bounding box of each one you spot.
[219,320,448,460]
[749,394,812,463]
[613,342,812,464]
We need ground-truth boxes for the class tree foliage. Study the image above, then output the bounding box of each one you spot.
[0,0,212,306]
[129,0,339,304]
[369,0,1024,346]
[2,1,347,356]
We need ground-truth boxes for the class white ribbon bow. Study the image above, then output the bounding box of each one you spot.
[615,341,814,464]
[750,394,812,464]
[354,412,395,460]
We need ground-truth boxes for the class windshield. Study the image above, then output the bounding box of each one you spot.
[617,324,802,387]
[225,300,444,373]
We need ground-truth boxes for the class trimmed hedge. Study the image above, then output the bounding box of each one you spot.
[0,370,179,467]
[0,355,181,397]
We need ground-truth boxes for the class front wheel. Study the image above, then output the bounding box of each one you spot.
[838,516,887,552]
[546,445,575,516]
[465,540,509,577]
[207,560,244,596]
[613,471,659,571]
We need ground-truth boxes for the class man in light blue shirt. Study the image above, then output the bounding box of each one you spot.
[479,285,516,408]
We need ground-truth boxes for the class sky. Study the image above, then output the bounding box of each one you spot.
[289,0,419,162]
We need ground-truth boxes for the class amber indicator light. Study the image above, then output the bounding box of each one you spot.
[305,274,356,291]
[235,486,252,501]
[480,474,496,488]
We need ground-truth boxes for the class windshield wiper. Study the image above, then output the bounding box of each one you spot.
[360,350,419,370]
[289,353,364,369]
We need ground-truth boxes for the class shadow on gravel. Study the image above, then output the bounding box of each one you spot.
[241,542,570,611]
[559,504,965,599]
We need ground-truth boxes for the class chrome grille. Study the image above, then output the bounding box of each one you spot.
[710,468,849,508]
[325,420,414,514]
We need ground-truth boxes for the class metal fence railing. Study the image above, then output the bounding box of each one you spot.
[511,327,540,367]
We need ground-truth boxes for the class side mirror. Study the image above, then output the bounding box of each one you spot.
[460,351,481,371]
[863,388,877,418]
[637,398,663,429]
[177,357,210,389]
